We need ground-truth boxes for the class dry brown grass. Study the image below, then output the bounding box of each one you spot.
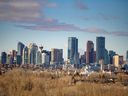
[0,69,128,96]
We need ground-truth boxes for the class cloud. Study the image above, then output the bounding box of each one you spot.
[18,20,82,32]
[82,27,128,36]
[81,13,119,21]
[0,0,41,22]
[75,0,88,10]
[111,31,128,36]
[0,0,57,23]
[82,27,109,34]
[0,0,128,37]
[99,13,120,20]
[46,3,57,8]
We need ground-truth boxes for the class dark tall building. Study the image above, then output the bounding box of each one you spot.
[51,48,63,65]
[17,42,25,64]
[109,50,116,64]
[96,37,105,63]
[17,42,25,56]
[93,51,96,63]
[80,52,86,64]
[23,46,29,64]
[11,50,17,64]
[1,52,7,64]
[126,50,128,62]
[68,37,78,64]
[104,49,109,64]
[17,55,22,65]
[86,41,94,64]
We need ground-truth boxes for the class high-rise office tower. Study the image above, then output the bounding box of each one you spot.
[29,43,38,64]
[1,52,7,64]
[42,50,51,64]
[113,55,124,67]
[68,37,78,64]
[109,50,116,64]
[104,49,109,64]
[17,42,25,64]
[126,50,128,62]
[86,41,94,64]
[96,37,105,63]
[11,50,17,64]
[93,51,96,63]
[80,53,86,65]
[36,51,42,65]
[22,46,29,64]
[17,42,25,56]
[42,53,50,67]
[50,48,63,65]
[7,54,13,64]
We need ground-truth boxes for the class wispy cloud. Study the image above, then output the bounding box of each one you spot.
[46,2,57,8]
[82,27,109,34]
[18,21,82,32]
[81,13,119,21]
[75,0,88,10]
[111,31,128,36]
[99,13,120,20]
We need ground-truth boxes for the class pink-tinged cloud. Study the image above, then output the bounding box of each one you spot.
[19,23,82,32]
[0,0,128,37]
[19,24,128,37]
[75,0,88,10]
[0,0,41,22]
[0,0,57,23]
[111,31,128,36]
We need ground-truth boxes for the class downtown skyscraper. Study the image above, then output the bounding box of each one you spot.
[50,48,63,65]
[126,50,128,62]
[86,41,94,64]
[68,37,78,65]
[22,46,29,64]
[96,37,105,63]
[29,43,38,65]
[1,52,7,64]
[17,42,25,64]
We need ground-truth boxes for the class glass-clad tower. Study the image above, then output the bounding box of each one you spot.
[96,37,105,63]
[68,37,78,64]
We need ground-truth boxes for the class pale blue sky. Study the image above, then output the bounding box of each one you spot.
[0,0,128,60]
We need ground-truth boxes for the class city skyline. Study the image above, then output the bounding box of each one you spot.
[0,0,128,59]
[0,36,128,61]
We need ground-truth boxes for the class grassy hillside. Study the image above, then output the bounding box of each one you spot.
[0,69,128,96]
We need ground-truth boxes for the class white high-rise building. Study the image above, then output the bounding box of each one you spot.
[42,53,50,66]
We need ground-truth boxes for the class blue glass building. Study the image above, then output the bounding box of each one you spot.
[17,42,25,56]
[17,42,25,64]
[29,43,38,64]
[104,49,109,64]
[1,52,7,64]
[68,37,78,64]
[109,50,116,64]
[96,37,105,63]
